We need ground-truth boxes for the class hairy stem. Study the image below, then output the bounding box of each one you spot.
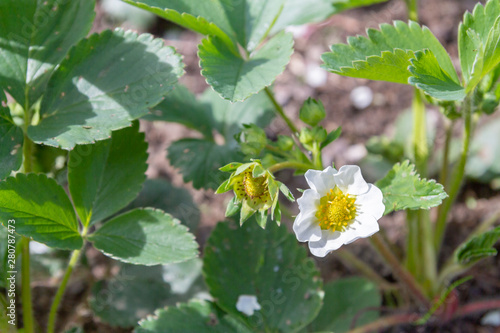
[406,0,419,21]
[46,247,83,333]
[370,234,430,307]
[312,142,323,170]
[453,299,500,318]
[268,161,314,173]
[438,119,453,188]
[264,87,299,134]
[435,93,474,252]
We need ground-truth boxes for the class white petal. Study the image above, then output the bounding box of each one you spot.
[293,211,322,242]
[342,214,379,244]
[334,165,369,195]
[308,229,343,257]
[236,295,261,316]
[355,184,385,219]
[304,166,337,196]
[297,189,320,215]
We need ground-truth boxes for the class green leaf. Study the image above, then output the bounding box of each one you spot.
[455,227,500,265]
[199,87,275,140]
[126,178,200,231]
[124,0,285,52]
[321,127,342,149]
[408,50,466,101]
[458,0,500,86]
[199,32,294,101]
[144,85,214,139]
[306,277,381,332]
[272,0,389,35]
[88,208,198,265]
[136,300,252,333]
[203,220,323,332]
[68,122,148,227]
[91,275,171,328]
[322,21,458,84]
[0,0,95,105]
[168,139,243,190]
[375,160,448,215]
[0,173,82,250]
[0,92,23,179]
[28,28,183,149]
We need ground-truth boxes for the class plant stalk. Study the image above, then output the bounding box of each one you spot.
[370,234,430,307]
[268,161,314,174]
[264,87,299,134]
[434,93,474,252]
[406,0,419,21]
[438,119,453,188]
[46,247,83,333]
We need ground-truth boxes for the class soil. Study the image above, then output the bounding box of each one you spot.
[25,0,500,332]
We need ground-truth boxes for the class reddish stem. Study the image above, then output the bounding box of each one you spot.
[453,299,500,319]
[347,313,420,333]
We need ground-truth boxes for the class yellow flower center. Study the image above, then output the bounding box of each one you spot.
[233,168,271,208]
[315,186,357,232]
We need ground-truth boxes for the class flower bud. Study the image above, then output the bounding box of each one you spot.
[299,97,326,127]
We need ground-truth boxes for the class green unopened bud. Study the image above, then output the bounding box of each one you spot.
[299,97,326,126]
[240,124,267,156]
[277,135,294,151]
[482,92,499,115]
[299,128,314,147]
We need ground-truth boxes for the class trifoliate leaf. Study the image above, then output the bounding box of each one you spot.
[455,227,500,265]
[459,0,500,88]
[28,28,183,149]
[199,32,294,101]
[0,91,23,179]
[135,300,252,333]
[0,174,82,250]
[68,122,148,227]
[375,160,448,215]
[0,0,95,106]
[126,178,200,231]
[88,208,198,266]
[306,277,381,332]
[322,20,458,84]
[203,220,323,332]
[409,50,466,101]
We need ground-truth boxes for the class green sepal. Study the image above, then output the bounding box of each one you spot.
[215,178,232,194]
[273,201,282,226]
[321,127,342,149]
[220,162,243,172]
[252,164,266,178]
[234,163,254,176]
[239,201,255,225]
[225,197,242,218]
[254,210,268,229]
[279,182,295,202]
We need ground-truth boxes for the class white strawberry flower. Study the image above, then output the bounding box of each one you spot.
[293,165,385,257]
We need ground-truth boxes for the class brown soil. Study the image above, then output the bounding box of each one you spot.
[26,0,500,332]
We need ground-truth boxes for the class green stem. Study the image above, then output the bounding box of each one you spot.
[418,210,437,295]
[264,87,299,134]
[336,249,397,290]
[46,247,83,333]
[412,89,428,176]
[438,119,453,188]
[405,211,418,276]
[434,93,474,252]
[370,234,430,307]
[268,161,314,173]
[405,0,419,21]
[20,238,34,333]
[312,142,323,170]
